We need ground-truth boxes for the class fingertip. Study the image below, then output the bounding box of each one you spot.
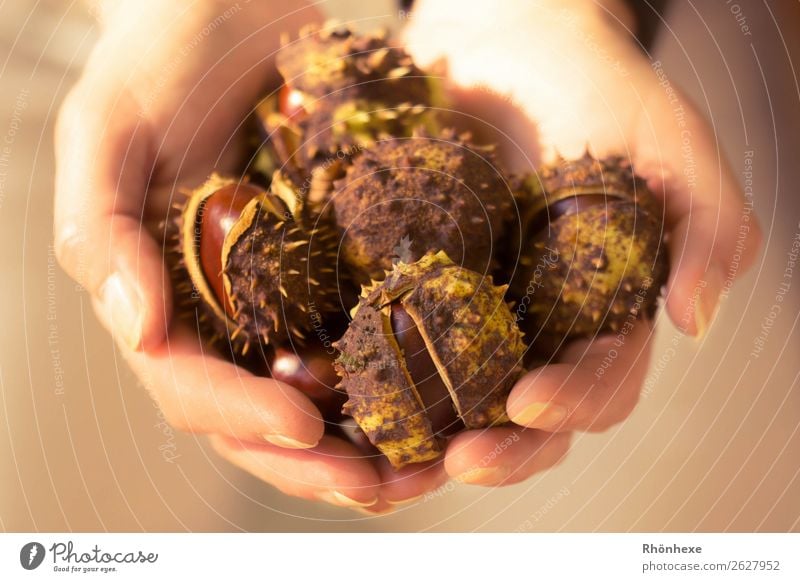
[506,326,651,431]
[78,215,172,352]
[139,255,173,352]
[506,365,573,430]
[214,435,381,505]
[125,228,173,352]
[443,428,516,484]
[665,257,724,338]
[96,267,170,353]
[444,429,572,486]
[240,376,326,448]
[375,457,447,504]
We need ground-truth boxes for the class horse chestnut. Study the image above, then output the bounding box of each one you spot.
[199,181,264,312]
[334,251,525,468]
[176,174,341,353]
[277,84,308,123]
[511,152,668,354]
[269,345,345,419]
[332,130,513,284]
[255,22,443,198]
[174,175,261,347]
[168,26,674,475]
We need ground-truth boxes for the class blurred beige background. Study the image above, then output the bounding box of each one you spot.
[0,0,797,532]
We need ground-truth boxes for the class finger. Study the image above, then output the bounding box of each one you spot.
[374,457,448,506]
[54,81,168,351]
[444,428,572,486]
[635,87,763,337]
[210,434,381,508]
[120,324,325,449]
[507,319,653,432]
[663,205,759,338]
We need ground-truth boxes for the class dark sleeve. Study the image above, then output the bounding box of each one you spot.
[397,0,671,52]
[623,0,671,50]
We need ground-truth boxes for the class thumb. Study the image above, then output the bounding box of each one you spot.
[636,87,762,337]
[54,82,171,351]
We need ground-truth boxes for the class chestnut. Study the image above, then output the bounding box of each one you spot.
[269,345,346,419]
[510,153,669,353]
[198,182,264,312]
[336,417,380,457]
[334,251,525,468]
[389,304,462,437]
[277,84,308,122]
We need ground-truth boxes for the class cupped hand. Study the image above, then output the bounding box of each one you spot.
[54,0,450,511]
[404,0,763,486]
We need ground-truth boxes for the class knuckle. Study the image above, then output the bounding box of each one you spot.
[626,386,642,414]
[53,226,85,281]
[207,435,229,457]
[584,404,625,433]
[547,440,571,470]
[158,404,193,434]
[55,85,85,147]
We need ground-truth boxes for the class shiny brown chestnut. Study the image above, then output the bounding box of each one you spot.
[278,84,308,122]
[336,417,380,457]
[525,193,612,238]
[389,304,462,437]
[175,175,268,352]
[269,345,346,419]
[198,182,264,312]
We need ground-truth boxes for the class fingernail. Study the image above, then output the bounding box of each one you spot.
[694,263,725,339]
[263,434,318,449]
[511,402,568,428]
[317,491,378,508]
[455,467,506,485]
[99,272,143,350]
[386,494,423,506]
[353,505,396,516]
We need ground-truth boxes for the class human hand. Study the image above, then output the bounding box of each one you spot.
[54,0,452,510]
[403,0,762,485]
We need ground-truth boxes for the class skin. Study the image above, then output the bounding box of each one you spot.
[54,0,762,510]
[404,0,762,488]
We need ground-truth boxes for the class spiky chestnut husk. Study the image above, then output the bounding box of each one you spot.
[331,130,513,285]
[221,176,342,348]
[275,22,432,108]
[254,22,443,198]
[333,251,525,469]
[511,152,669,353]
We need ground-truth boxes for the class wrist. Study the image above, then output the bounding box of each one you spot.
[406,0,641,89]
[91,0,247,27]
[404,0,652,161]
[83,0,322,89]
[407,0,614,38]
[594,0,637,34]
